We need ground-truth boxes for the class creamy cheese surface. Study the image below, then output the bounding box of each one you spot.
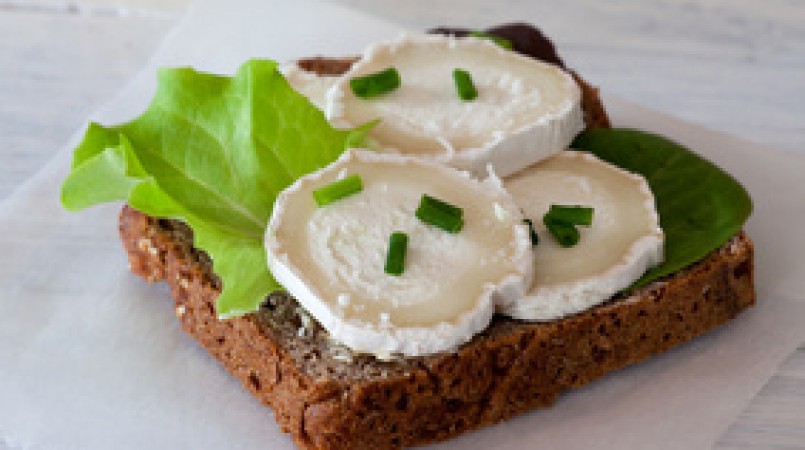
[326,34,584,177]
[266,149,532,356]
[501,151,664,320]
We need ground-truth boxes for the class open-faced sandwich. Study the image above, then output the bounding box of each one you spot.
[60,23,754,450]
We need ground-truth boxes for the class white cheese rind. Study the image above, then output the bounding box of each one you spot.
[326,34,585,177]
[280,62,339,111]
[266,149,532,356]
[500,151,664,321]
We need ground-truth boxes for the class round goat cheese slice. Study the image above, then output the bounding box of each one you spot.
[501,151,664,321]
[326,34,585,177]
[266,149,533,357]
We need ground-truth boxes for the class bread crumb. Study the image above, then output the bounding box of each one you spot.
[175,305,186,317]
[137,238,159,256]
[136,238,150,251]
[330,345,354,362]
[728,237,742,253]
[176,275,190,289]
[300,313,313,330]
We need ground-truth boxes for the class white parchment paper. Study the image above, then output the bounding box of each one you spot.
[1,1,804,449]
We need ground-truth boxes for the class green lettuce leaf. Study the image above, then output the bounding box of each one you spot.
[572,128,752,287]
[61,59,373,317]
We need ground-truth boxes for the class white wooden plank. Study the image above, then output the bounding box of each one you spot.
[0,9,175,199]
[716,347,805,449]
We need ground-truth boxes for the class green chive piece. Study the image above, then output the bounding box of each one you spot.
[523,218,539,246]
[384,231,408,276]
[419,194,463,218]
[543,217,580,247]
[350,67,401,99]
[415,194,464,233]
[453,68,478,101]
[312,174,363,206]
[416,206,464,233]
[545,205,594,227]
[468,31,514,50]
[542,204,592,247]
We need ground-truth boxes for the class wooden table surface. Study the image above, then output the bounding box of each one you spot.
[1,0,803,448]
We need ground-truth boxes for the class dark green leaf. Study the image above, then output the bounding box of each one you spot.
[572,128,752,286]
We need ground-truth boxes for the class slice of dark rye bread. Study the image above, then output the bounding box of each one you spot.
[120,211,754,450]
[117,50,754,449]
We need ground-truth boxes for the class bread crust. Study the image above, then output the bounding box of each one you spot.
[119,206,753,450]
[116,55,754,449]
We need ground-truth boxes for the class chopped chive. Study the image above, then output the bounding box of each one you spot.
[350,67,401,99]
[453,68,478,101]
[312,174,363,206]
[419,194,463,219]
[542,204,592,247]
[468,31,513,50]
[416,205,464,233]
[415,195,463,233]
[543,217,580,247]
[384,231,408,276]
[545,205,594,227]
[523,218,539,246]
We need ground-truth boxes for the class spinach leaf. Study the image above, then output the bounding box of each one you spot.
[572,128,752,286]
